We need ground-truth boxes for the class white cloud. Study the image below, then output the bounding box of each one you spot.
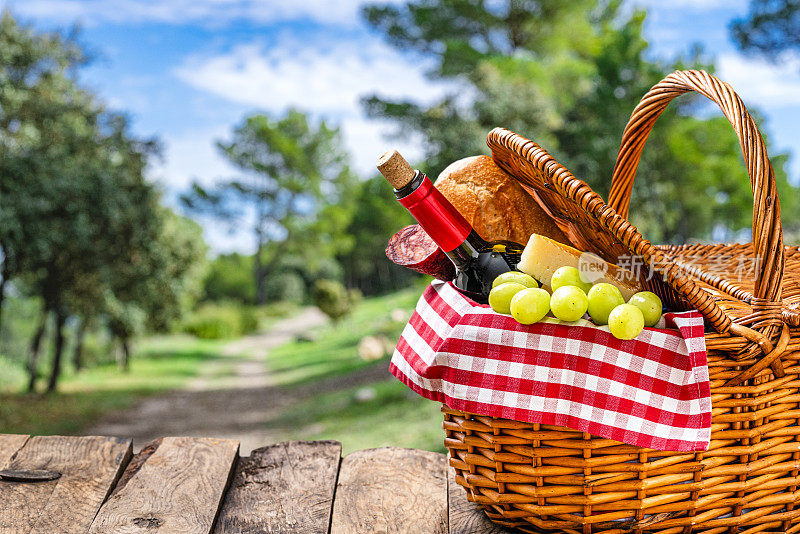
[342,116,427,178]
[3,0,396,27]
[148,126,237,190]
[174,36,448,115]
[717,54,800,107]
[174,34,453,175]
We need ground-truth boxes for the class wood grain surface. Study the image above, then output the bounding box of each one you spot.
[0,435,132,534]
[108,438,163,498]
[0,434,29,469]
[447,463,512,534]
[88,436,238,534]
[214,440,341,534]
[330,447,447,534]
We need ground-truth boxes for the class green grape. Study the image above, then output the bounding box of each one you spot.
[510,288,551,325]
[488,282,526,314]
[550,266,592,293]
[587,283,625,325]
[608,304,645,340]
[492,271,539,289]
[628,291,663,327]
[550,286,589,322]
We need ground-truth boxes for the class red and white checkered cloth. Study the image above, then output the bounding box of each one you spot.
[390,281,711,451]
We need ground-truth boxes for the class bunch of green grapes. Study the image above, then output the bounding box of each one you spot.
[487,266,664,340]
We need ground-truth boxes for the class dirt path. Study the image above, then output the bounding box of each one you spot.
[85,306,351,455]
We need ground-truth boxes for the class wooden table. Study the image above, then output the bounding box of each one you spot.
[0,434,511,533]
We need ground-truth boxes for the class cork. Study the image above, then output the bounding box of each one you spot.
[377,150,415,189]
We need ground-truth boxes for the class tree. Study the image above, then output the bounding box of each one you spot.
[731,0,800,58]
[362,0,610,176]
[363,0,800,243]
[105,208,207,372]
[182,109,357,304]
[0,11,84,331]
[0,13,208,391]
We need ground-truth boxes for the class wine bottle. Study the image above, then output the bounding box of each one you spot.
[378,150,523,302]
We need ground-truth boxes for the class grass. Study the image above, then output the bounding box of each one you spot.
[270,378,445,455]
[268,286,420,386]
[0,335,224,436]
[265,283,446,454]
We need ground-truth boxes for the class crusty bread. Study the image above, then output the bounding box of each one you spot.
[434,155,569,245]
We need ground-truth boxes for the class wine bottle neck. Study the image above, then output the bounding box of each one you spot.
[394,172,476,254]
[445,229,487,270]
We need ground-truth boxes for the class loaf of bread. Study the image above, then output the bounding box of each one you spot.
[434,155,569,245]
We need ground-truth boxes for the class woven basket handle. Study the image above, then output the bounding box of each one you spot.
[608,70,784,311]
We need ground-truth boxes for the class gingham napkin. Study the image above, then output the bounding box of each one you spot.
[390,280,711,451]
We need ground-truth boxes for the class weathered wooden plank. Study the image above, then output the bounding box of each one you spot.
[109,437,163,498]
[89,436,239,534]
[0,435,132,534]
[330,447,447,534]
[448,463,513,534]
[0,434,29,469]
[214,440,341,534]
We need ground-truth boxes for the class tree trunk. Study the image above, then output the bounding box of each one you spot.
[73,319,87,372]
[120,337,131,373]
[26,309,48,393]
[46,309,67,393]
[254,243,267,305]
[0,274,7,333]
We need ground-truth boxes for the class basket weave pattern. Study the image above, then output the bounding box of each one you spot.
[444,71,800,533]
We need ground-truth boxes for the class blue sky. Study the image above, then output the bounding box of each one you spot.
[3,0,799,253]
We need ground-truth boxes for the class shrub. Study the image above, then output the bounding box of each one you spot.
[264,272,306,304]
[238,306,259,335]
[202,253,255,303]
[258,301,297,319]
[181,302,259,339]
[313,280,360,323]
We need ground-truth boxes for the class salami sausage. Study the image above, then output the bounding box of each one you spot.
[385,224,456,281]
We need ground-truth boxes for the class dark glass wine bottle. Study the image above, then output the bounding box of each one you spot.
[378,150,523,302]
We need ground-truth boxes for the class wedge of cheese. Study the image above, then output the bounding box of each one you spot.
[518,234,643,300]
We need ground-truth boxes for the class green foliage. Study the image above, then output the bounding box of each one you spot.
[181,302,259,340]
[264,272,306,304]
[363,0,800,244]
[258,300,298,319]
[313,279,360,323]
[203,253,255,303]
[362,0,608,176]
[0,295,43,366]
[239,307,259,334]
[337,175,420,294]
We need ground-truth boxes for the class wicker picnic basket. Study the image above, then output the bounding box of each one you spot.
[443,70,800,533]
